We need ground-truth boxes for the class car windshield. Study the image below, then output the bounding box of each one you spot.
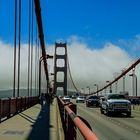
[64,96,70,98]
[88,96,99,99]
[108,94,125,99]
[78,96,85,99]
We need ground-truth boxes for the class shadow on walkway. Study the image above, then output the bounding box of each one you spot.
[27,103,50,140]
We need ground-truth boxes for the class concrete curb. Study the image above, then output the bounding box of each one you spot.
[56,99,64,140]
[49,98,64,140]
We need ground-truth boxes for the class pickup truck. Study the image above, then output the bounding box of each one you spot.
[100,94,131,117]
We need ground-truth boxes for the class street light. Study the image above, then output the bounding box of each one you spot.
[115,81,118,94]
[121,69,126,93]
[86,86,90,95]
[106,80,112,93]
[94,84,99,96]
[82,88,85,94]
[129,73,137,97]
[39,54,53,97]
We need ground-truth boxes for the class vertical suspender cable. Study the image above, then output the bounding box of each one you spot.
[17,0,21,97]
[35,26,37,95]
[13,0,17,97]
[37,37,40,95]
[30,0,34,96]
[28,0,31,96]
[67,55,79,93]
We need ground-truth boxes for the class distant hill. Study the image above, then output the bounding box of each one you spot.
[0,89,39,98]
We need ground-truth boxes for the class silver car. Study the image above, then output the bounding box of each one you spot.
[100,93,131,117]
[76,96,85,103]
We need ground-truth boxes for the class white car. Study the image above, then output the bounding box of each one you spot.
[100,94,131,117]
[76,96,85,103]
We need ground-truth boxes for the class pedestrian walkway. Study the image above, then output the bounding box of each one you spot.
[0,98,64,140]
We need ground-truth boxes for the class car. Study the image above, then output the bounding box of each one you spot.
[72,95,77,99]
[100,93,131,117]
[62,96,71,102]
[76,96,85,103]
[99,96,105,107]
[86,95,100,107]
[129,98,140,105]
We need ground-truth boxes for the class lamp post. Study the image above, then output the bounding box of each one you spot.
[39,57,43,97]
[129,73,137,97]
[115,81,118,94]
[82,88,85,95]
[104,88,106,95]
[94,84,99,96]
[121,69,126,93]
[39,54,53,97]
[86,86,90,95]
[123,76,125,93]
[106,80,112,93]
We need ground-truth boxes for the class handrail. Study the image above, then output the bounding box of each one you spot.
[57,97,100,140]
[65,105,99,140]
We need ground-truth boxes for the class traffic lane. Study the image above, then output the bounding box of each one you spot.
[76,103,140,140]
[82,104,140,134]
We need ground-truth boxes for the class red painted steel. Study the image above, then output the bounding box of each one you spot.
[65,105,99,140]
[17,97,22,112]
[34,0,49,84]
[0,96,39,122]
[22,97,26,110]
[1,99,10,118]
[57,97,100,140]
[10,98,17,115]
[74,117,99,140]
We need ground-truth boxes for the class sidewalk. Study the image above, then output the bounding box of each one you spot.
[0,98,64,140]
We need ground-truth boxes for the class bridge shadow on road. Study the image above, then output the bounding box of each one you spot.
[27,103,50,140]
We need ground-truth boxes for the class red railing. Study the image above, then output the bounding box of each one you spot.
[0,96,39,122]
[57,97,99,140]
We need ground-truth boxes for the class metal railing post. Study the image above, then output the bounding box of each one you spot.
[66,104,77,140]
[0,99,1,123]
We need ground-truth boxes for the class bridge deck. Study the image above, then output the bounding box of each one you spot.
[0,98,64,140]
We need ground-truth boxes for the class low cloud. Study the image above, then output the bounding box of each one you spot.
[0,40,38,90]
[0,37,139,95]
[66,37,132,91]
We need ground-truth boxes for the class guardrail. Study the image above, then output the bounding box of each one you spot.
[57,97,99,140]
[0,96,39,122]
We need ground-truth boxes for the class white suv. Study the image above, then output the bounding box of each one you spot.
[100,93,131,117]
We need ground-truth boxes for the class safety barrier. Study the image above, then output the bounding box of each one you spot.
[57,97,99,140]
[0,96,39,122]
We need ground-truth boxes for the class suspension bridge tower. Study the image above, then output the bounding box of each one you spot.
[54,42,67,95]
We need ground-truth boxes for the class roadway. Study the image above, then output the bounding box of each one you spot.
[75,101,140,140]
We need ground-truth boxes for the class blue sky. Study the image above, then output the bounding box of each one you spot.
[0,0,140,93]
[0,0,140,56]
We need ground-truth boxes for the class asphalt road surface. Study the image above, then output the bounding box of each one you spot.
[76,102,140,140]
